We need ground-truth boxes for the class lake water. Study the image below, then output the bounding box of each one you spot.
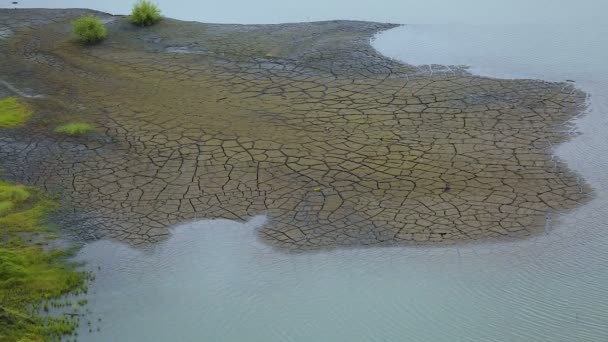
[3,0,607,25]
[3,1,608,341]
[76,214,608,341]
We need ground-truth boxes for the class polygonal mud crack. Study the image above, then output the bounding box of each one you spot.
[0,9,591,251]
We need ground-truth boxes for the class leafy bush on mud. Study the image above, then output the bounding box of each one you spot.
[131,0,162,27]
[72,15,107,44]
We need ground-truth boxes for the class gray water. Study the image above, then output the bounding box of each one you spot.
[76,214,608,341]
[3,1,608,341]
[3,0,608,25]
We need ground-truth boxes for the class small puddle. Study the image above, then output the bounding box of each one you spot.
[0,80,44,98]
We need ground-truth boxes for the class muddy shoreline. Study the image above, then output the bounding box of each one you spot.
[0,9,591,251]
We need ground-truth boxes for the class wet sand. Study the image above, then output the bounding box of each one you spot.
[0,9,591,251]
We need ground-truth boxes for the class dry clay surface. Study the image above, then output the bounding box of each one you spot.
[0,9,590,250]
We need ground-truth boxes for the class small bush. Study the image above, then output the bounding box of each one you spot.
[55,122,94,136]
[131,0,162,27]
[72,15,107,44]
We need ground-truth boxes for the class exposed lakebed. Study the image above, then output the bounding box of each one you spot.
[0,10,588,250]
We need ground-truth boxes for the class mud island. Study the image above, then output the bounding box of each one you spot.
[0,9,591,251]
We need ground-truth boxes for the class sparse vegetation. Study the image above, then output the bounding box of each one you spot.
[55,123,94,136]
[72,15,107,44]
[0,181,87,341]
[130,0,162,27]
[0,97,31,128]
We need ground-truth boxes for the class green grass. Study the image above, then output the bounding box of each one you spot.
[0,181,87,341]
[72,15,107,44]
[0,247,83,309]
[0,182,56,238]
[55,122,94,136]
[0,201,14,217]
[130,0,162,27]
[0,183,30,202]
[0,97,31,128]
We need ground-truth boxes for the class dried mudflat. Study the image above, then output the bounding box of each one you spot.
[0,9,591,251]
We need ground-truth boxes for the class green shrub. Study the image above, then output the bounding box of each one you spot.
[72,15,107,44]
[130,0,162,27]
[55,122,94,136]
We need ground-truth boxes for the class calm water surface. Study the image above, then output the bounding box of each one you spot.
[4,0,607,24]
[3,1,608,341]
[76,215,608,341]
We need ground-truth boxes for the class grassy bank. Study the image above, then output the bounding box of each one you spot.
[0,181,88,341]
[0,95,88,341]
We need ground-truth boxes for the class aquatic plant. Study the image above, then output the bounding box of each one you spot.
[0,97,31,128]
[72,15,107,44]
[55,122,94,136]
[130,0,162,27]
[0,181,87,341]
[0,247,83,310]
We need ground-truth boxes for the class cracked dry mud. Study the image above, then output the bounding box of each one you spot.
[0,9,591,250]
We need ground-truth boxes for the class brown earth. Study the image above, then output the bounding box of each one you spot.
[0,9,591,250]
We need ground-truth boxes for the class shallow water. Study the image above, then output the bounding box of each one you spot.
[77,212,608,341]
[4,0,608,341]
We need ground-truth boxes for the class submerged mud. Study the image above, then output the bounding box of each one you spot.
[0,9,591,250]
